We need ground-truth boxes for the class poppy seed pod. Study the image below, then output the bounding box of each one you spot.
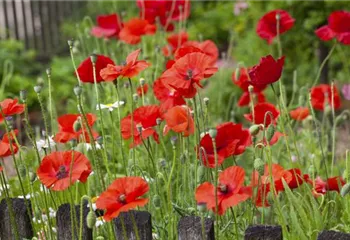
[341,182,350,197]
[34,85,42,93]
[249,124,260,136]
[275,12,281,21]
[46,68,51,77]
[203,97,209,106]
[86,210,97,229]
[254,158,265,176]
[133,93,139,102]
[266,124,275,142]
[248,85,254,93]
[152,195,161,208]
[73,120,82,132]
[67,39,74,48]
[140,78,146,86]
[209,128,217,138]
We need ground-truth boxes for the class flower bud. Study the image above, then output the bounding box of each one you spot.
[90,54,97,64]
[70,139,77,148]
[254,158,265,176]
[46,68,51,77]
[209,128,217,138]
[197,165,206,184]
[249,125,260,136]
[275,13,281,21]
[248,85,254,93]
[341,182,350,197]
[86,210,97,229]
[20,90,27,102]
[34,85,42,93]
[266,124,275,142]
[67,39,74,48]
[74,85,82,96]
[234,67,241,80]
[73,120,82,132]
[133,93,139,102]
[203,97,209,106]
[152,195,161,209]
[140,78,146,86]
[324,105,332,116]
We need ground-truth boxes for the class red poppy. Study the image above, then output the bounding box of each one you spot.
[163,105,194,137]
[310,84,341,111]
[195,166,251,215]
[77,55,115,84]
[54,113,98,143]
[251,164,292,207]
[248,55,285,88]
[96,176,149,221]
[198,122,251,168]
[0,98,25,122]
[137,84,149,97]
[37,151,92,191]
[121,105,161,148]
[256,9,295,44]
[119,18,156,45]
[100,49,151,81]
[309,176,345,197]
[182,40,219,66]
[237,91,266,107]
[161,52,218,98]
[153,78,186,113]
[287,168,308,189]
[244,102,280,127]
[137,0,190,31]
[232,67,266,92]
[315,11,350,45]
[91,13,122,39]
[0,130,19,157]
[162,31,189,57]
[289,107,309,121]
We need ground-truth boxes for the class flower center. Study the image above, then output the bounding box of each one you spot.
[218,183,228,193]
[185,69,193,80]
[56,166,68,179]
[118,194,126,204]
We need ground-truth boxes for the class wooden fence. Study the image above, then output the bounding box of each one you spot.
[0,197,350,239]
[0,0,85,60]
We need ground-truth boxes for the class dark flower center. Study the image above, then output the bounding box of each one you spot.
[56,166,68,179]
[185,69,193,80]
[218,183,228,193]
[118,194,126,204]
[122,61,127,66]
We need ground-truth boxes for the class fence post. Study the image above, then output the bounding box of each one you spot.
[244,225,282,240]
[317,230,350,240]
[113,210,152,240]
[178,216,215,240]
[0,198,33,239]
[56,202,92,240]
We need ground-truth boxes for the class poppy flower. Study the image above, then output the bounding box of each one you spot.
[287,168,308,189]
[96,176,149,221]
[289,107,310,121]
[0,130,19,157]
[54,113,98,143]
[37,151,92,191]
[232,67,265,92]
[161,52,218,98]
[100,49,151,81]
[137,84,149,97]
[91,14,122,39]
[251,164,292,207]
[248,55,285,88]
[121,105,161,148]
[0,98,25,122]
[163,105,194,137]
[237,91,266,107]
[197,122,251,168]
[119,18,156,45]
[315,11,350,45]
[310,84,341,111]
[309,176,345,197]
[195,166,251,215]
[182,40,219,66]
[77,55,115,84]
[136,0,190,31]
[244,102,280,127]
[256,9,295,44]
[153,78,186,113]
[162,31,189,57]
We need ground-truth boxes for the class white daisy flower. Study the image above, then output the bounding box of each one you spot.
[96,101,125,112]
[36,136,56,150]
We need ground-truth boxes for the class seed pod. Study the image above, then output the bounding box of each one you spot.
[20,90,27,102]
[86,210,97,229]
[209,129,217,138]
[249,125,260,136]
[34,85,42,93]
[254,158,265,176]
[90,54,97,64]
[73,120,82,132]
[140,78,146,86]
[203,97,209,106]
[266,124,275,142]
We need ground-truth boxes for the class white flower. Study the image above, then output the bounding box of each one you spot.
[83,142,102,151]
[96,217,105,228]
[49,207,56,218]
[36,136,56,151]
[18,192,38,199]
[96,101,125,112]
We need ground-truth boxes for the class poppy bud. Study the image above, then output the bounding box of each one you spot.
[249,124,260,136]
[248,85,254,93]
[34,85,42,93]
[90,54,97,64]
[133,93,139,102]
[140,78,146,86]
[197,165,206,184]
[197,203,207,213]
[70,139,77,148]
[235,67,241,80]
[67,39,74,48]
[341,182,350,197]
[30,172,37,182]
[209,129,217,138]
[156,118,162,125]
[276,13,281,21]
[302,115,313,128]
[73,120,82,132]
[20,90,27,102]
[86,210,97,229]
[254,158,265,176]
[152,195,161,209]
[74,85,82,96]
[136,124,143,134]
[266,124,275,142]
[203,97,209,106]
[324,105,332,116]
